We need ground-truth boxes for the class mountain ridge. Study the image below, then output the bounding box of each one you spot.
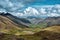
[0,12,31,27]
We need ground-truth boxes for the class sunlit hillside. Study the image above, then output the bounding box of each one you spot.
[0,14,41,35]
[34,26,60,40]
[0,13,60,40]
[19,26,60,40]
[0,15,22,34]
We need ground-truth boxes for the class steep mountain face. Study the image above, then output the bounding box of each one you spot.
[0,15,19,29]
[0,12,31,27]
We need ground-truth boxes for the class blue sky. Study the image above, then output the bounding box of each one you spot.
[0,0,60,17]
[26,0,60,6]
[0,0,60,12]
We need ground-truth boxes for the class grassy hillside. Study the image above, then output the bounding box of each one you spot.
[0,13,60,40]
[0,15,23,34]
[0,15,41,40]
[16,26,60,40]
[0,15,41,35]
[29,22,47,28]
[0,16,60,40]
[34,26,60,40]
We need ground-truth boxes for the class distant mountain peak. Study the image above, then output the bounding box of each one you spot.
[0,12,12,16]
[23,7,39,17]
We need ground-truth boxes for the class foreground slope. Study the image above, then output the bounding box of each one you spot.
[0,15,23,34]
[19,26,60,40]
[34,26,60,40]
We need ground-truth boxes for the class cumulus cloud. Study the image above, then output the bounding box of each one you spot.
[0,8,6,13]
[0,0,60,17]
[55,4,60,8]
[23,7,39,17]
[58,9,60,13]
[0,0,36,12]
[39,8,47,14]
[0,0,25,12]
[47,13,60,17]
[19,5,60,17]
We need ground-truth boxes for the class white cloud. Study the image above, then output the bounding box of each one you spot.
[58,9,60,13]
[0,0,60,18]
[48,13,60,17]
[0,9,6,13]
[0,0,25,12]
[39,8,47,14]
[52,10,57,13]
[17,13,23,16]
[55,4,60,8]
[35,5,54,8]
[15,5,60,17]
[8,2,13,7]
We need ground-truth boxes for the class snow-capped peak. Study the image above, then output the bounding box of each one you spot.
[14,5,60,18]
[24,7,39,17]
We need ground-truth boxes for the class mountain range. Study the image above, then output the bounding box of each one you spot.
[0,12,60,28]
[0,12,60,40]
[14,5,60,18]
[0,12,31,27]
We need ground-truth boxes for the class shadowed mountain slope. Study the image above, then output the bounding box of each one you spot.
[0,12,30,28]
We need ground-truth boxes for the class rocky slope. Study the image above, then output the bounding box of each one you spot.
[0,12,30,28]
[38,17,60,27]
[45,17,60,27]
